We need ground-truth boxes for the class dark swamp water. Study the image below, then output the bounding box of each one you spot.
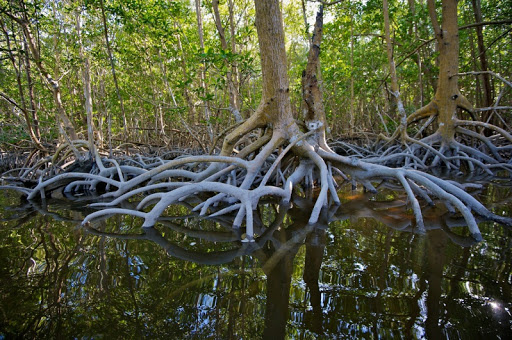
[0,178,511,339]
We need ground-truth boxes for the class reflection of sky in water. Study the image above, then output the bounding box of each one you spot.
[0,183,511,338]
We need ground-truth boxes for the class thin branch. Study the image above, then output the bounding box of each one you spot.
[311,0,343,5]
[459,19,512,30]
[456,71,512,88]
[474,106,512,112]
[427,0,441,38]
[0,91,25,111]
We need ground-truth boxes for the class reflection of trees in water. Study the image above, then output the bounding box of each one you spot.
[0,186,511,338]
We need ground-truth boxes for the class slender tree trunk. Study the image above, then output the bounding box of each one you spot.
[301,0,311,40]
[195,0,213,139]
[76,10,95,157]
[471,0,493,108]
[51,0,61,86]
[174,25,196,123]
[142,59,165,138]
[99,72,113,156]
[383,0,407,138]
[23,35,40,140]
[468,25,483,106]
[83,58,95,154]
[212,0,242,122]
[302,5,329,148]
[0,17,42,148]
[227,0,241,115]
[349,17,355,135]
[94,69,107,150]
[157,50,178,108]
[408,0,424,107]
[99,0,127,136]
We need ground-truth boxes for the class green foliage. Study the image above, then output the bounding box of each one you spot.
[0,0,510,144]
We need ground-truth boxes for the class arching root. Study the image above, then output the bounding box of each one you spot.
[371,111,512,173]
[4,128,509,243]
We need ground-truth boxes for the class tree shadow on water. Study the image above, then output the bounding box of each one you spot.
[0,188,510,338]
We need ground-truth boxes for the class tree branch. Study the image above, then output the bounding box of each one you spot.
[459,19,512,30]
[0,90,25,112]
[456,71,512,88]
[427,0,442,38]
[311,0,343,5]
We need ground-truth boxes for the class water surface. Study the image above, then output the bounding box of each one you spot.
[0,180,511,339]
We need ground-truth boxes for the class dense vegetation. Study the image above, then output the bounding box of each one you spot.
[1,0,509,148]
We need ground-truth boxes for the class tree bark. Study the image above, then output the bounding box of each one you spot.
[383,0,407,138]
[212,0,242,122]
[174,23,196,123]
[195,0,213,139]
[427,0,471,141]
[219,0,299,156]
[99,0,127,136]
[23,34,41,140]
[76,10,95,157]
[254,0,295,130]
[302,5,330,150]
[471,0,493,108]
[349,16,355,134]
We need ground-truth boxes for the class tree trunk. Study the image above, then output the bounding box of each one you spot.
[174,24,196,123]
[408,0,424,107]
[8,7,78,142]
[212,0,242,123]
[219,0,299,160]
[254,0,295,130]
[23,34,40,140]
[99,0,127,137]
[76,10,95,157]
[426,0,473,141]
[0,17,42,148]
[468,25,483,106]
[228,0,242,117]
[383,0,407,138]
[157,50,178,108]
[195,0,213,139]
[471,0,493,108]
[349,16,355,135]
[398,0,497,170]
[301,5,330,151]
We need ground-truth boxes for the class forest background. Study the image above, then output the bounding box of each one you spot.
[1,0,510,152]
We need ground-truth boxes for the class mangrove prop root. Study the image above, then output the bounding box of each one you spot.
[3,132,510,243]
